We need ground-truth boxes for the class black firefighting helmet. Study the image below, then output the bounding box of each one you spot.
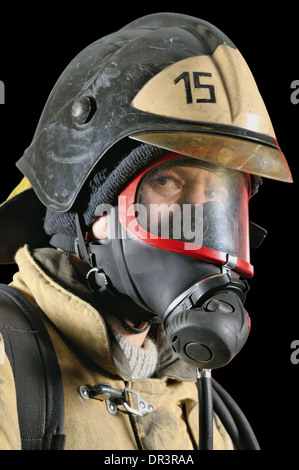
[0,12,292,264]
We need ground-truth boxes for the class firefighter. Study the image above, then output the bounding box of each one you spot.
[0,13,292,450]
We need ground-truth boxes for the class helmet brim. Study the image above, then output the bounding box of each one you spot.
[131,132,293,183]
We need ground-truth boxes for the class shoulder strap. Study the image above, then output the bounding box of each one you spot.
[0,284,65,450]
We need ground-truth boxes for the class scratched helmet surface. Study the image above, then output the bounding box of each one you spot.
[16,12,292,213]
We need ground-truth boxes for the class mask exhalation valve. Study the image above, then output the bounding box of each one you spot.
[165,289,250,370]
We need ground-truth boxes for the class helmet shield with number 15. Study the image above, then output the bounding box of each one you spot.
[15,12,292,215]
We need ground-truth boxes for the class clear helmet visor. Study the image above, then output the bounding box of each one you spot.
[131,155,251,273]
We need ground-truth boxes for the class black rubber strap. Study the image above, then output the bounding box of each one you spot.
[75,212,91,264]
[0,284,65,450]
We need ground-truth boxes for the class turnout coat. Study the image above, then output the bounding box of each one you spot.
[0,245,233,450]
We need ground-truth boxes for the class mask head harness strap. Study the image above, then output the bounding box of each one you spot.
[74,212,160,334]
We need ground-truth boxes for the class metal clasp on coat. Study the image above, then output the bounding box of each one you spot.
[78,383,154,416]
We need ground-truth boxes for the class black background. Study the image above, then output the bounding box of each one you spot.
[0,3,298,453]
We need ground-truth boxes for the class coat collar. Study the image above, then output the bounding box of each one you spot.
[14,245,197,381]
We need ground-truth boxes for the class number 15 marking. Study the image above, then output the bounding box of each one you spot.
[174,72,216,104]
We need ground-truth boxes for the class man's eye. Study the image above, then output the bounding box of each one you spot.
[205,188,228,203]
[150,174,182,193]
[155,176,175,186]
[205,189,218,199]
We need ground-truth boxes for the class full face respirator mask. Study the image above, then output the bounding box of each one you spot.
[82,152,255,370]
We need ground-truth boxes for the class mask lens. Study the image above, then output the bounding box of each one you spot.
[135,156,250,263]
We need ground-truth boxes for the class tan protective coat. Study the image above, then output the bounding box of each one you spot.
[0,246,233,450]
